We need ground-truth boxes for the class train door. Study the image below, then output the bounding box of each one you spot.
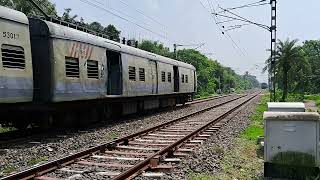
[174,66,179,92]
[107,50,122,95]
[149,60,158,94]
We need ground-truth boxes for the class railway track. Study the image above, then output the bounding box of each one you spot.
[1,92,259,180]
[0,93,237,148]
[187,94,235,105]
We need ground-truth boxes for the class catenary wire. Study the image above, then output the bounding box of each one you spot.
[78,0,171,41]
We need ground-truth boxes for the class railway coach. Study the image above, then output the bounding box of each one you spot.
[0,6,197,128]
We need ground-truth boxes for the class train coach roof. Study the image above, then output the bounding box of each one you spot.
[0,6,28,25]
[42,20,195,70]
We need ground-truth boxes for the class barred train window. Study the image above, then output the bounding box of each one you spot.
[139,68,145,81]
[161,71,166,82]
[129,66,136,81]
[1,44,25,70]
[168,72,172,83]
[181,74,185,83]
[87,60,99,79]
[185,75,188,83]
[65,57,80,78]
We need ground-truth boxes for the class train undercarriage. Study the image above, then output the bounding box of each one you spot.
[1,93,194,129]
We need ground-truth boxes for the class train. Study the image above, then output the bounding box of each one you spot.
[0,6,196,128]
[261,83,268,89]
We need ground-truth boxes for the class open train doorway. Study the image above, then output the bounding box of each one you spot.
[107,50,122,95]
[173,66,179,92]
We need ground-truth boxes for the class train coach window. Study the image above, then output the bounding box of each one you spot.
[139,68,145,81]
[129,66,136,81]
[185,75,188,83]
[181,74,185,83]
[168,72,172,82]
[161,71,166,82]
[1,44,25,70]
[65,57,80,78]
[87,60,99,79]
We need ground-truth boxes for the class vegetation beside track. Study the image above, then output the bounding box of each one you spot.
[305,94,320,109]
[189,94,267,180]
[0,127,15,133]
[27,157,48,166]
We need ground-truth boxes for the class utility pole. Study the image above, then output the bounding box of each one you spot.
[218,76,221,92]
[270,0,277,101]
[173,44,177,59]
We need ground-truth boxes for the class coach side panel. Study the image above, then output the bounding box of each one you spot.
[122,53,153,96]
[157,62,174,94]
[179,67,195,93]
[0,18,33,103]
[51,39,107,102]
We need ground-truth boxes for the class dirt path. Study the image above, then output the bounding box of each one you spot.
[304,100,318,112]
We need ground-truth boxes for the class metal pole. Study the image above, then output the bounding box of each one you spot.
[173,44,177,59]
[270,0,277,102]
[218,76,221,92]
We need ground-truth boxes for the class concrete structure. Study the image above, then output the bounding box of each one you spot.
[267,102,305,112]
[264,111,320,178]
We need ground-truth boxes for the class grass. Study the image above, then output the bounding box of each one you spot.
[0,127,15,133]
[27,157,48,166]
[0,166,16,174]
[241,125,264,141]
[189,173,216,180]
[241,94,268,141]
[305,94,320,109]
[105,132,119,141]
[189,93,268,180]
[195,93,217,100]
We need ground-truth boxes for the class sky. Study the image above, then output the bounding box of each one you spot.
[49,0,320,82]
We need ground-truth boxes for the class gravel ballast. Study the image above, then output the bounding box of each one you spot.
[167,94,262,179]
[0,94,243,177]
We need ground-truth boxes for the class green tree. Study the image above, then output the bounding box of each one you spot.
[265,39,310,101]
[302,40,320,93]
[139,40,171,57]
[88,22,104,33]
[62,8,78,23]
[103,24,121,42]
[0,0,57,16]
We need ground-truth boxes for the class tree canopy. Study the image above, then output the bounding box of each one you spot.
[265,39,312,101]
[0,0,57,16]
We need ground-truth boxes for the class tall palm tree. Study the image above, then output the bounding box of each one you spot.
[264,39,310,101]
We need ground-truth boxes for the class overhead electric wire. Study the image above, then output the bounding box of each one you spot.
[223,0,268,11]
[224,23,251,31]
[91,0,168,36]
[217,19,237,24]
[213,13,270,31]
[118,0,167,30]
[78,0,169,41]
[217,7,270,31]
[199,0,247,57]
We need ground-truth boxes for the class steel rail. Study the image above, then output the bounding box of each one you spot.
[188,93,236,105]
[0,93,249,180]
[113,92,260,179]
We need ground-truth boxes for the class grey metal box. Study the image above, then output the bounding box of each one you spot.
[267,102,305,112]
[264,112,320,166]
